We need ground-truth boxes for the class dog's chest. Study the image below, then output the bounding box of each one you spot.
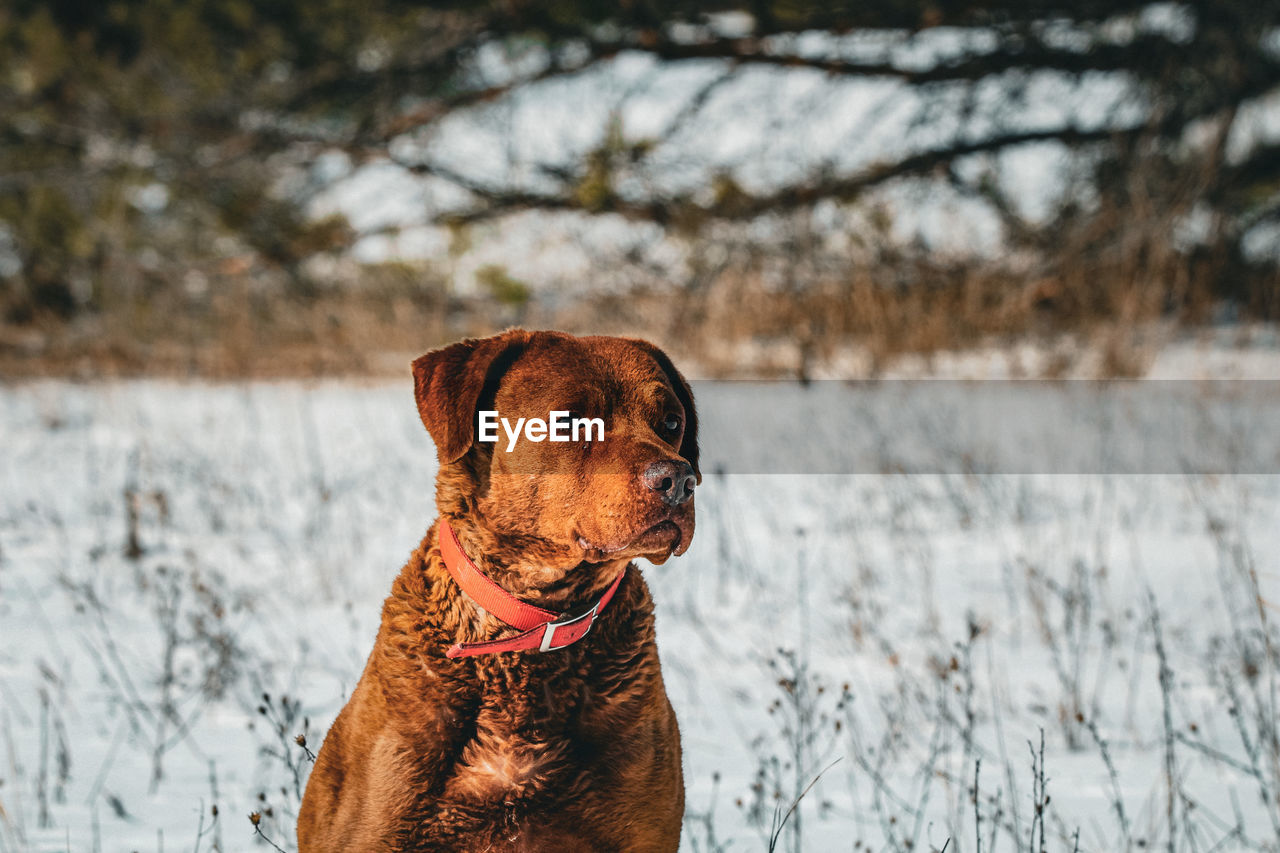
[443,679,616,802]
[398,715,612,850]
[398,671,640,840]
[447,731,566,803]
[389,608,662,848]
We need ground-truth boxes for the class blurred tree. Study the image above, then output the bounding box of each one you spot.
[0,0,481,319]
[1,0,1277,326]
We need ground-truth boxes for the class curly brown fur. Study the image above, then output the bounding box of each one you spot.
[298,330,697,852]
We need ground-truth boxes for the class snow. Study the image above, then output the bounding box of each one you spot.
[3,344,1280,851]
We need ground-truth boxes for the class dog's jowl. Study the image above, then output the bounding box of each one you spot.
[298,330,698,852]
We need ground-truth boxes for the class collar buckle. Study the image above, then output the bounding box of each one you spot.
[538,600,601,652]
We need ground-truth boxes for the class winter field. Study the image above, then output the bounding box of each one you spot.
[3,350,1280,852]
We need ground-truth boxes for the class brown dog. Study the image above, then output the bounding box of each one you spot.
[297,330,698,852]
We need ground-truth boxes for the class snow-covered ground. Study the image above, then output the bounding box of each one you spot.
[3,346,1280,852]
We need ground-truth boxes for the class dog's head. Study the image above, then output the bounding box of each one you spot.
[412,330,698,569]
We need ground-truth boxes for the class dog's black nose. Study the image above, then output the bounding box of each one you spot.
[643,460,696,507]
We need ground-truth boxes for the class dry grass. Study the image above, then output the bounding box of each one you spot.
[674,251,1276,378]
[0,236,1275,380]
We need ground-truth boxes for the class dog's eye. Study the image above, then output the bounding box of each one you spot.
[661,413,682,436]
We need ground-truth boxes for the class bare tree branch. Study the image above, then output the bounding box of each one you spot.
[398,126,1135,226]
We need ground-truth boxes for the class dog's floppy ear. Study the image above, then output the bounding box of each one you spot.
[628,339,700,483]
[412,330,530,464]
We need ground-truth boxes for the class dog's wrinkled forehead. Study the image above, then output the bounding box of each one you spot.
[493,336,677,415]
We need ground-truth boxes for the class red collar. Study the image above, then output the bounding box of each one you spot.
[439,521,627,659]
